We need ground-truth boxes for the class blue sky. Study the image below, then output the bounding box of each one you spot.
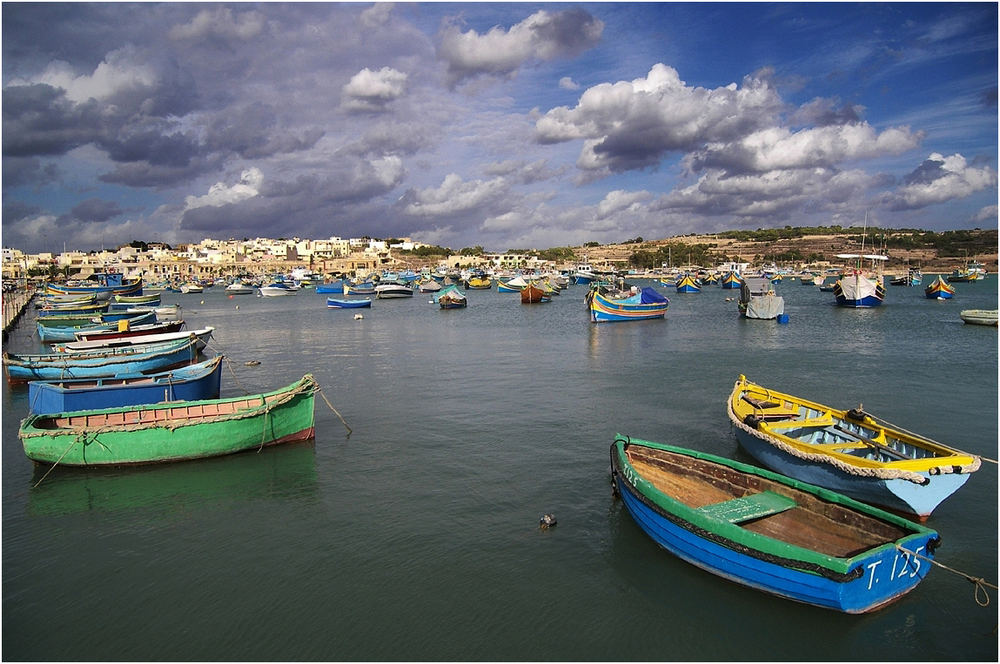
[3,2,997,254]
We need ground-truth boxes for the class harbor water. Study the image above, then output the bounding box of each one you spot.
[3,277,997,661]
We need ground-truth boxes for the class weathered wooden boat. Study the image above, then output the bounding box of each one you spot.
[946,268,980,283]
[58,327,214,353]
[417,278,442,293]
[326,297,372,309]
[19,374,317,466]
[374,281,414,298]
[520,283,551,304]
[924,276,955,300]
[675,274,701,294]
[890,268,922,287]
[125,305,182,320]
[497,275,529,293]
[37,311,158,343]
[464,275,493,290]
[38,301,110,316]
[114,293,161,305]
[959,309,998,326]
[727,375,980,520]
[738,277,784,320]
[434,284,468,309]
[36,309,153,328]
[74,319,185,342]
[36,294,97,308]
[345,281,375,295]
[27,355,224,415]
[4,336,201,385]
[588,287,668,322]
[610,435,940,613]
[44,273,143,300]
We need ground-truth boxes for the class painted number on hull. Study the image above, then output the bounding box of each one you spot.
[865,546,924,591]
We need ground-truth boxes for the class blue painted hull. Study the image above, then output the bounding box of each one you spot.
[316,282,345,294]
[27,356,223,415]
[5,338,200,385]
[326,298,371,308]
[732,429,971,519]
[37,311,158,342]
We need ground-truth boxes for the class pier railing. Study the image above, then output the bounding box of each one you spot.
[2,287,36,341]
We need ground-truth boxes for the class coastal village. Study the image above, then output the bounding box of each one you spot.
[2,228,996,288]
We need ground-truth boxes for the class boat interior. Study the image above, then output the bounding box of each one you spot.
[623,444,913,558]
[35,394,277,430]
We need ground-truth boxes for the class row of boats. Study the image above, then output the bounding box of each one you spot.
[612,374,983,613]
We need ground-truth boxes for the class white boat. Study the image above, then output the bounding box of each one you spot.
[57,327,215,353]
[258,282,298,297]
[375,281,414,299]
[959,309,998,326]
[125,305,182,320]
[738,277,784,320]
[180,283,204,294]
[225,280,255,294]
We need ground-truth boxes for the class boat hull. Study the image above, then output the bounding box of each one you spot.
[834,273,884,307]
[27,356,223,415]
[589,289,668,322]
[326,298,371,308]
[959,309,998,326]
[611,438,938,613]
[19,375,317,466]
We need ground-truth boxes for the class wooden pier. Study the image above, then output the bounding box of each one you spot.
[2,289,35,342]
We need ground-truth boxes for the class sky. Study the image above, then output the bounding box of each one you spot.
[2,2,997,255]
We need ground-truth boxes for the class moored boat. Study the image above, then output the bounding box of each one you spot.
[675,274,701,293]
[74,319,185,342]
[224,280,255,295]
[315,280,345,294]
[520,283,550,304]
[19,374,317,466]
[326,297,372,309]
[58,327,214,353]
[497,275,529,293]
[721,271,743,289]
[727,375,980,520]
[924,276,955,300]
[434,284,468,309]
[959,309,998,326]
[610,435,940,613]
[258,282,298,296]
[36,311,158,343]
[4,336,202,385]
[833,262,885,307]
[738,277,784,320]
[27,355,224,415]
[374,281,414,298]
[588,287,668,322]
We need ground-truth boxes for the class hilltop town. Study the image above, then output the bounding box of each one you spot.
[2,228,996,287]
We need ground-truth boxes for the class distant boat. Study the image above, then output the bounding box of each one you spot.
[675,274,701,294]
[36,311,158,343]
[890,268,922,287]
[345,281,375,295]
[434,284,468,309]
[497,275,529,293]
[113,293,161,305]
[959,309,997,326]
[720,271,742,289]
[258,282,298,297]
[375,281,414,298]
[727,375,980,520]
[924,276,955,300]
[464,274,493,290]
[572,265,597,285]
[417,278,442,293]
[588,287,668,322]
[19,374,317,466]
[818,275,839,292]
[27,355,224,415]
[315,280,345,294]
[520,283,550,304]
[833,254,886,308]
[946,268,980,283]
[73,319,185,342]
[326,297,371,309]
[610,434,940,614]
[738,277,784,320]
[59,327,215,353]
[180,282,204,294]
[224,280,255,295]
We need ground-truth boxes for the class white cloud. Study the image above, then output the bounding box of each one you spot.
[402,173,507,216]
[559,76,580,91]
[360,3,394,29]
[184,167,263,210]
[342,67,408,112]
[881,153,998,210]
[438,9,603,86]
[35,47,157,103]
[596,190,651,218]
[169,7,265,41]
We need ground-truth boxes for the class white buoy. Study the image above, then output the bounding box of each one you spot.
[235,305,239,310]
[354,313,364,320]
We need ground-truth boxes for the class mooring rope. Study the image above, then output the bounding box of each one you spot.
[867,412,998,465]
[895,544,997,607]
[315,385,352,437]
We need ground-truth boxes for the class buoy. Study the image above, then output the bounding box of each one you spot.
[200,300,204,305]
[354,313,364,320]
[228,295,233,299]
[539,513,557,529]
[245,360,260,366]
[235,305,239,310]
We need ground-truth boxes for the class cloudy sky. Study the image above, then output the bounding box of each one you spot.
[3,3,997,254]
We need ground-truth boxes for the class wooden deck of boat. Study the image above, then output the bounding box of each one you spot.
[626,446,908,558]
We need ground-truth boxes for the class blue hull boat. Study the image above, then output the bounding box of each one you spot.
[316,281,345,294]
[588,287,669,322]
[4,336,201,385]
[326,297,371,308]
[610,435,939,613]
[37,311,158,343]
[27,355,223,415]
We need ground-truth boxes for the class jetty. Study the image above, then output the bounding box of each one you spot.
[2,288,35,342]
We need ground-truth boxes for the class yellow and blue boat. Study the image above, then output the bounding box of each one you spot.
[675,274,701,293]
[924,276,955,299]
[588,287,668,322]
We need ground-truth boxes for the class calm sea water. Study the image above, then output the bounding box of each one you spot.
[3,276,997,661]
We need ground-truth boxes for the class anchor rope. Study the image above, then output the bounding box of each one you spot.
[895,544,997,607]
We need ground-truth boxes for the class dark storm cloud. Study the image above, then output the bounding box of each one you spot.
[2,156,60,188]
[69,198,125,223]
[2,84,103,156]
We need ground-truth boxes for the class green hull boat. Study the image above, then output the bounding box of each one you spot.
[19,375,317,466]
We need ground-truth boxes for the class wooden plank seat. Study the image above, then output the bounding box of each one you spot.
[697,490,798,524]
[740,394,800,420]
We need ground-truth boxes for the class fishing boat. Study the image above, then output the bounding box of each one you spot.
[959,309,998,326]
[497,275,529,293]
[833,255,886,307]
[890,268,922,287]
[727,375,980,520]
[417,278,442,293]
[19,374,317,466]
[125,304,182,320]
[675,274,701,294]
[721,271,743,289]
[179,282,204,294]
[36,311,158,343]
[464,274,493,290]
[258,282,298,296]
[38,301,110,317]
[588,287,668,323]
[700,272,720,286]
[375,281,414,298]
[609,435,940,614]
[59,327,215,353]
[435,284,468,309]
[946,268,981,283]
[326,297,372,309]
[315,280,345,294]
[345,281,376,295]
[224,280,255,294]
[36,294,97,308]
[520,283,550,304]
[44,272,143,300]
[4,336,202,385]
[572,265,598,285]
[738,277,784,320]
[114,293,161,305]
[27,355,224,415]
[818,275,840,292]
[74,319,185,342]
[924,276,955,299]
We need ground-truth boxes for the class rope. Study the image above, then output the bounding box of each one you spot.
[867,412,998,465]
[31,436,79,488]
[895,544,997,607]
[316,386,352,437]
